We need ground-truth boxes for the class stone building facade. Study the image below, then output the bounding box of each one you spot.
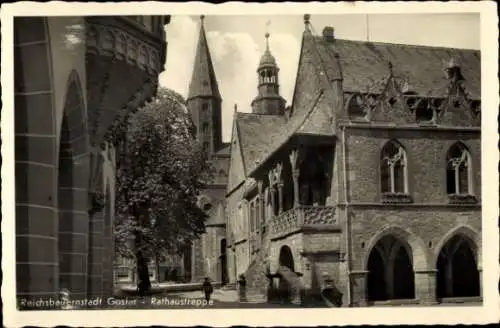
[185,15,481,306]
[14,16,170,306]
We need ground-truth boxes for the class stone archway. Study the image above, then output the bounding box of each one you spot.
[57,71,89,298]
[278,245,295,271]
[366,235,415,301]
[277,245,297,303]
[15,17,59,301]
[436,233,480,298]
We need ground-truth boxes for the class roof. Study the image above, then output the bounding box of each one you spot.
[187,19,221,100]
[259,33,277,68]
[235,112,286,173]
[205,201,226,226]
[235,89,327,175]
[314,37,480,99]
[208,155,230,186]
[231,32,481,183]
[215,143,231,157]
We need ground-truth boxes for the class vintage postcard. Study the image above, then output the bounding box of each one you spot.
[2,1,499,327]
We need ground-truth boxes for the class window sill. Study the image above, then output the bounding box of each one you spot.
[381,193,413,204]
[448,194,477,204]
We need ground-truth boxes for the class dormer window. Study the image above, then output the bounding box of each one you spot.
[415,99,434,123]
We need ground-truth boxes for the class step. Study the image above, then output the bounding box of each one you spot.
[243,293,267,304]
[221,283,237,290]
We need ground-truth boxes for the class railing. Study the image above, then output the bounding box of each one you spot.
[270,206,337,239]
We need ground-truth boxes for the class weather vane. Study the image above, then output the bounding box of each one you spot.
[265,20,271,50]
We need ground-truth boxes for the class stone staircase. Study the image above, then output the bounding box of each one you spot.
[275,265,303,304]
[221,282,237,291]
[243,232,272,303]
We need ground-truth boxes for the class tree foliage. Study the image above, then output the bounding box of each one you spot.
[111,88,212,265]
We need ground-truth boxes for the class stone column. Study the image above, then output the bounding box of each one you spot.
[349,270,368,307]
[275,163,283,214]
[87,147,105,300]
[278,181,284,214]
[257,181,264,231]
[289,149,300,208]
[268,170,276,217]
[258,181,264,244]
[292,170,300,208]
[414,269,438,305]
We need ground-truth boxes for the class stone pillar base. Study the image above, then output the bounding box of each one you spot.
[415,269,438,305]
[349,270,368,307]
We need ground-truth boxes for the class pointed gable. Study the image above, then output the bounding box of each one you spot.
[297,93,335,136]
[289,29,328,119]
[188,17,221,100]
[227,116,247,193]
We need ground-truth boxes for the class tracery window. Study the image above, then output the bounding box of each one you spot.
[446,143,472,195]
[381,140,408,194]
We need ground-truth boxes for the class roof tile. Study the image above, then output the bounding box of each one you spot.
[316,37,480,99]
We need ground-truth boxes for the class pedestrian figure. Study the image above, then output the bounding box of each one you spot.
[238,274,247,302]
[202,277,213,302]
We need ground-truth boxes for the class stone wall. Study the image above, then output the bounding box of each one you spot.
[343,126,481,204]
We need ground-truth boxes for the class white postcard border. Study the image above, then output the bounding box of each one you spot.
[2,1,499,327]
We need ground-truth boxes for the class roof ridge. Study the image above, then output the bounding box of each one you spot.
[236,111,285,119]
[297,89,326,132]
[234,116,248,176]
[315,36,480,53]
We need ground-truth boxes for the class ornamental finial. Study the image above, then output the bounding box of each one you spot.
[304,14,311,24]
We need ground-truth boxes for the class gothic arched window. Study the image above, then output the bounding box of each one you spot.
[446,142,472,195]
[203,141,210,155]
[202,122,209,134]
[381,140,408,194]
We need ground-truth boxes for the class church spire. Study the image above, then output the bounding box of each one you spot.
[188,15,221,100]
[251,29,286,115]
[187,15,223,156]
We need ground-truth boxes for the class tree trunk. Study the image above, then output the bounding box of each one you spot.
[136,250,151,296]
[155,253,160,285]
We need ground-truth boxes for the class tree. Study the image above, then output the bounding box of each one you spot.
[109,88,212,295]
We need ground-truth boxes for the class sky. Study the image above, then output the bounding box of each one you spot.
[159,14,480,142]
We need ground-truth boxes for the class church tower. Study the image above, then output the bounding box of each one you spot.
[187,15,223,156]
[251,32,286,115]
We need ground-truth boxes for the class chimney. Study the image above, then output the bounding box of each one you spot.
[322,26,335,42]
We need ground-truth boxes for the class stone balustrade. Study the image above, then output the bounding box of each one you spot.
[270,206,337,239]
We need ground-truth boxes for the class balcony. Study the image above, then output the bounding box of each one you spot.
[270,206,337,240]
[85,16,169,148]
